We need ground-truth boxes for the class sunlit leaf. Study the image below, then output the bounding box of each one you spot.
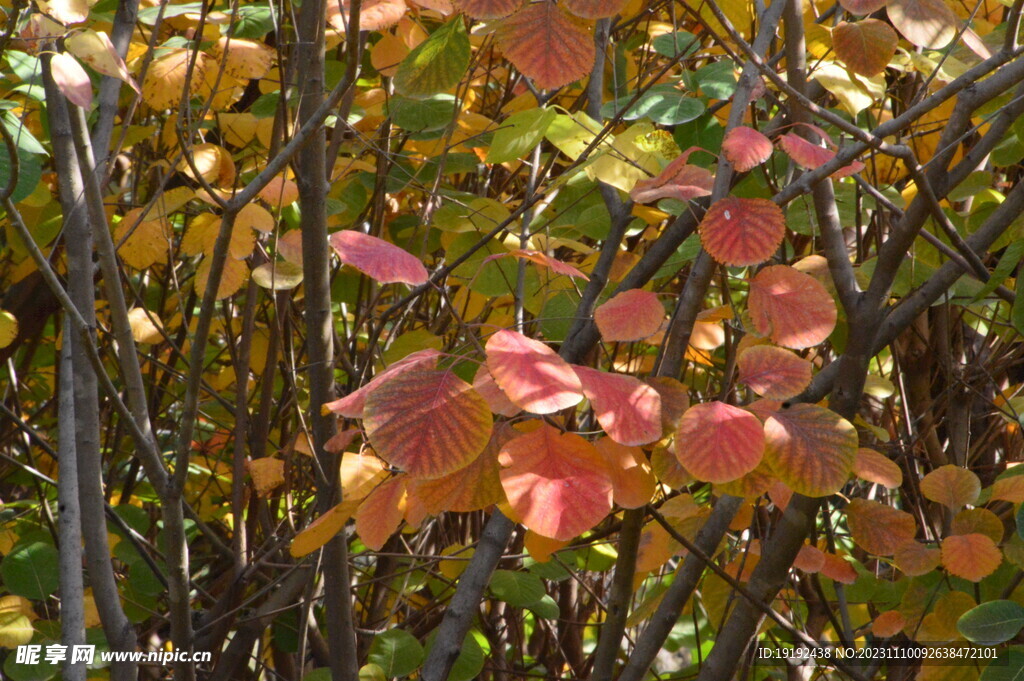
[36,0,89,24]
[838,0,887,14]
[594,438,657,509]
[819,552,858,584]
[675,401,765,484]
[650,444,693,489]
[574,366,662,446]
[736,345,813,400]
[991,475,1024,503]
[210,37,275,80]
[115,212,171,270]
[887,0,958,49]
[894,541,941,576]
[455,0,524,19]
[356,476,408,550]
[393,17,470,98]
[289,499,360,557]
[645,376,690,431]
[777,133,864,178]
[847,498,917,555]
[65,29,140,93]
[127,308,164,345]
[629,150,714,204]
[749,265,838,349]
[329,230,429,285]
[176,143,236,187]
[485,329,583,414]
[560,0,628,18]
[195,253,249,299]
[498,424,613,541]
[142,49,207,111]
[941,534,1002,582]
[414,425,509,513]
[248,457,284,497]
[920,465,981,509]
[764,404,856,497]
[698,196,786,267]
[0,312,18,350]
[252,261,304,290]
[472,367,520,417]
[50,52,92,109]
[722,126,773,172]
[323,348,442,418]
[831,20,898,79]
[594,289,664,342]
[496,1,594,90]
[340,452,388,500]
[327,0,408,32]
[483,249,589,280]
[363,368,493,479]
[853,447,902,488]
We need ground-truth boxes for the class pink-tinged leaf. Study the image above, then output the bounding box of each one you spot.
[50,53,93,109]
[573,366,662,446]
[65,29,141,94]
[485,329,583,414]
[355,476,407,550]
[749,265,838,349]
[838,0,887,13]
[764,404,856,497]
[941,534,1002,582]
[698,197,786,267]
[645,376,690,431]
[887,0,958,49]
[456,0,524,18]
[594,289,664,342]
[327,0,407,31]
[737,345,813,400]
[919,464,981,509]
[560,0,628,18]
[778,133,864,178]
[324,428,361,454]
[961,26,992,60]
[483,249,589,280]
[594,438,657,509]
[853,448,903,488]
[322,348,442,418]
[499,424,614,540]
[36,0,89,24]
[329,230,428,285]
[414,424,510,513]
[496,1,595,90]
[363,368,492,479]
[675,402,765,484]
[819,552,858,584]
[472,366,520,417]
[794,544,826,573]
[629,153,714,204]
[847,498,917,555]
[722,126,773,172]
[831,20,899,79]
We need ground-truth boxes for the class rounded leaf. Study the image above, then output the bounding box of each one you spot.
[65,29,140,93]
[819,552,858,584]
[498,424,614,541]
[722,126,773,172]
[0,311,18,350]
[736,345,813,400]
[594,289,664,342]
[873,611,907,638]
[329,230,429,285]
[838,0,888,13]
[0,542,60,600]
[50,52,93,109]
[629,153,714,204]
[496,1,594,90]
[574,366,662,446]
[413,426,509,513]
[363,368,493,479]
[957,600,1024,645]
[764,404,856,497]
[941,534,1002,582]
[749,265,838,349]
[832,20,899,78]
[472,367,520,417]
[853,447,903,489]
[952,508,1004,545]
[645,376,690,431]
[323,348,441,418]
[485,329,583,414]
[455,0,524,18]
[560,0,628,18]
[252,261,304,290]
[920,465,981,509]
[393,17,470,98]
[368,629,425,678]
[777,133,864,178]
[675,401,765,484]
[847,498,917,556]
[210,37,275,80]
[328,0,407,31]
[887,0,958,49]
[489,570,546,606]
[142,49,206,110]
[894,541,941,576]
[594,439,657,509]
[356,476,408,550]
[698,196,786,267]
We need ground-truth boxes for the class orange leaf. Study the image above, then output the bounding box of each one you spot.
[777,133,864,178]
[483,249,589,280]
[941,534,1002,582]
[574,366,662,446]
[675,402,765,484]
[327,0,407,31]
[853,448,903,489]
[794,544,826,573]
[838,0,887,13]
[722,126,773,172]
[259,176,300,208]
[819,552,858,584]
[142,49,207,111]
[472,367,520,417]
[951,509,1004,545]
[329,230,429,285]
[210,37,275,80]
[831,20,899,79]
[645,376,690,432]
[340,452,389,500]
[847,498,917,555]
[715,461,775,499]
[248,458,284,497]
[749,265,838,349]
[894,541,941,576]
[560,0,628,18]
[629,151,714,204]
[498,424,614,541]
[698,197,786,267]
[635,523,679,573]
[290,499,360,557]
[496,1,595,90]
[920,465,981,509]
[356,476,408,550]
[594,439,657,509]
[50,53,92,109]
[887,0,958,49]
[524,530,568,562]
[736,345,813,400]
[456,0,524,18]
[872,611,907,638]
[323,348,442,418]
[594,289,664,342]
[414,425,509,513]
[764,404,856,497]
[363,368,493,479]
[485,329,583,414]
[989,475,1024,503]
[650,444,692,489]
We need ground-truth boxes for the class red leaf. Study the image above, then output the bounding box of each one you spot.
[794,544,826,573]
[573,366,662,446]
[560,0,628,18]
[736,345,813,400]
[327,0,407,31]
[483,249,589,280]
[363,368,493,479]
[356,476,407,550]
[749,265,837,349]
[832,20,899,79]
[819,552,859,584]
[838,0,888,13]
[778,133,864,178]
[455,0,523,18]
[594,438,657,509]
[698,197,786,267]
[414,424,510,513]
[496,2,594,90]
[722,126,773,172]
[323,348,441,418]
[847,498,917,555]
[472,366,520,417]
[485,329,583,414]
[629,152,714,204]
[853,448,903,488]
[675,402,765,484]
[51,53,93,109]
[329,230,429,285]
[764,404,856,497]
[594,289,664,341]
[873,611,907,638]
[499,424,614,540]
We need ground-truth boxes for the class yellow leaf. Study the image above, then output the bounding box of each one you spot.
[209,37,275,80]
[115,211,171,270]
[0,612,33,648]
[196,255,249,299]
[0,311,18,349]
[127,308,164,345]
[142,50,208,111]
[237,202,275,233]
[176,143,235,188]
[182,213,219,257]
[290,499,360,557]
[248,458,285,497]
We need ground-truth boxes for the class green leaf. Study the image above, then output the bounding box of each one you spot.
[447,630,485,681]
[693,60,737,100]
[367,630,425,678]
[486,107,557,164]
[957,600,1024,645]
[0,542,60,600]
[528,594,561,620]
[233,4,275,39]
[972,240,1024,302]
[652,31,699,58]
[600,85,705,125]
[0,140,41,204]
[980,647,1024,681]
[1014,269,1024,335]
[489,569,546,607]
[393,18,470,99]
[389,95,458,132]
[358,663,388,681]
